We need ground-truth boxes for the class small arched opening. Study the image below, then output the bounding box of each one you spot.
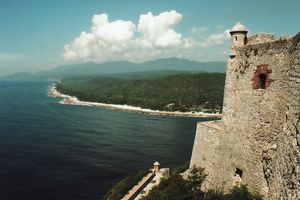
[252,64,272,89]
[259,73,267,89]
[235,168,243,178]
[233,168,243,187]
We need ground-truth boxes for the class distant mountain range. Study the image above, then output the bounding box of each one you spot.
[1,57,226,80]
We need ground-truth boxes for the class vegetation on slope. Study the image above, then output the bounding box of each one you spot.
[143,166,263,200]
[56,72,225,112]
[104,164,263,200]
[104,170,149,200]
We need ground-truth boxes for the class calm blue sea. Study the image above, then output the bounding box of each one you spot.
[0,81,214,200]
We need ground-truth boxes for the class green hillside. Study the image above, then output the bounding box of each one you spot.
[56,72,226,112]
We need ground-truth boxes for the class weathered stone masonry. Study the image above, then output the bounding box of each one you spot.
[190,23,300,200]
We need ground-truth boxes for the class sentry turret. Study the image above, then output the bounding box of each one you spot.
[229,22,248,58]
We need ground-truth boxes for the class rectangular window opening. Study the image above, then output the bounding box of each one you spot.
[259,73,267,89]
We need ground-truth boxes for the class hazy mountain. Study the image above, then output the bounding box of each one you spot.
[1,57,226,80]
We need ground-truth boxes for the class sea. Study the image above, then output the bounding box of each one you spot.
[0,81,215,200]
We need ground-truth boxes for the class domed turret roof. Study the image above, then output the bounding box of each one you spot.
[153,161,160,166]
[231,22,248,32]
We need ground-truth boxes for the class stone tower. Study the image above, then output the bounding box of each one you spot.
[229,22,248,58]
[190,23,300,199]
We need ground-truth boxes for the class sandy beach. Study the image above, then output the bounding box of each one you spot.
[48,84,221,118]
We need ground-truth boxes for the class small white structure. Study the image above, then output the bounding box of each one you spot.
[153,161,160,173]
[229,22,248,58]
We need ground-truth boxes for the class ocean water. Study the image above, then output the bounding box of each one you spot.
[0,81,215,200]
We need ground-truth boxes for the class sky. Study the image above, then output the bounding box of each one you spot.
[0,0,299,75]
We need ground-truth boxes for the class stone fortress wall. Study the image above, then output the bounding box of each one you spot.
[190,23,300,200]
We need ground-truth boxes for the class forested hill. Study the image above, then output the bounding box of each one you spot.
[56,73,226,112]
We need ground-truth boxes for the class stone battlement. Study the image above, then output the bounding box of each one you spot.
[246,33,278,45]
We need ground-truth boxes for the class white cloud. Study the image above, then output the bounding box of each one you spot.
[200,29,231,47]
[137,11,183,48]
[63,10,195,63]
[92,14,136,43]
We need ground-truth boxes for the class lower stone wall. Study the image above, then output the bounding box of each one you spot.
[190,120,267,194]
[190,120,225,189]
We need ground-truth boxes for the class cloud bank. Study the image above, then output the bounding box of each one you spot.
[63,10,232,63]
[63,10,195,63]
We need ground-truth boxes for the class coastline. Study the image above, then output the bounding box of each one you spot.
[48,84,221,118]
